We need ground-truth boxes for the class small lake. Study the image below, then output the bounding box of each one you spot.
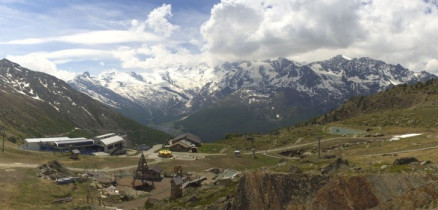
[329,127,365,135]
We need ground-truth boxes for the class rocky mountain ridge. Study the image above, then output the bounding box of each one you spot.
[68,55,436,140]
[0,58,170,145]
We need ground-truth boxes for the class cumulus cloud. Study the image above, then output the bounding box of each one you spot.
[7,54,77,81]
[2,0,438,76]
[201,0,365,61]
[146,4,179,37]
[113,44,204,70]
[200,0,438,72]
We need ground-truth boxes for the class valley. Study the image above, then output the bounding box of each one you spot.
[1,0,437,209]
[69,56,435,141]
[1,58,438,209]
[1,121,438,209]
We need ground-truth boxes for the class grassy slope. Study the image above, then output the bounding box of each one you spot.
[217,79,438,152]
[0,88,171,146]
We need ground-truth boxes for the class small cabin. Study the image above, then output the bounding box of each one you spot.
[148,165,163,181]
[70,149,80,160]
[234,150,241,157]
[167,133,203,147]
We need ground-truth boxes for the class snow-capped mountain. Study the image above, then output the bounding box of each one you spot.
[68,55,436,140]
[0,58,170,144]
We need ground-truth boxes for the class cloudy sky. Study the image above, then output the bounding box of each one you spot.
[0,0,437,80]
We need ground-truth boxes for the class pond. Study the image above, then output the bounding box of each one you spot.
[329,127,365,135]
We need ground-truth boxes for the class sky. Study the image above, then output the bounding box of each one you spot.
[0,0,438,81]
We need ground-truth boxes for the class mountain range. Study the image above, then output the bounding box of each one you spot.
[69,55,436,141]
[0,58,170,145]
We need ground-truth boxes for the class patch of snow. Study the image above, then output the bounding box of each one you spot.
[389,133,422,141]
[342,55,352,60]
[81,106,96,121]
[32,94,42,101]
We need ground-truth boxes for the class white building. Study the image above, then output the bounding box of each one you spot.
[24,137,91,151]
[24,133,127,155]
[94,133,126,155]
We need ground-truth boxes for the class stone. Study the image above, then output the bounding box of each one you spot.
[393,157,419,166]
[421,160,432,166]
[300,152,312,158]
[381,165,388,170]
[205,167,222,174]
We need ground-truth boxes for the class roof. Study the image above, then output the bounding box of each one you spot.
[94,133,116,139]
[170,133,202,145]
[25,137,79,143]
[150,165,163,174]
[54,139,94,147]
[71,149,80,154]
[170,141,191,148]
[99,135,125,145]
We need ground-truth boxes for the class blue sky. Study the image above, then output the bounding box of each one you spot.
[1,0,438,80]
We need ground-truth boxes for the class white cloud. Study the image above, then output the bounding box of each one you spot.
[7,54,77,81]
[0,30,162,45]
[146,4,179,37]
[200,0,438,73]
[113,44,204,71]
[201,0,365,62]
[2,0,438,76]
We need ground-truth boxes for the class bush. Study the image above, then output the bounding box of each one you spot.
[7,136,17,143]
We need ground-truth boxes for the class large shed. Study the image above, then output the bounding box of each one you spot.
[95,134,126,155]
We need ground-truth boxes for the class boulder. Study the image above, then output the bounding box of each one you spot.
[393,157,419,166]
[300,152,312,159]
[421,160,432,166]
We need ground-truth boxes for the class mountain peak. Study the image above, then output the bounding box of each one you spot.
[82,71,91,77]
[0,58,13,64]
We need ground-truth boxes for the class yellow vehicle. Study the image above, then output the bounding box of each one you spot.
[158,150,172,158]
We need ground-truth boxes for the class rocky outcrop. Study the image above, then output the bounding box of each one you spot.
[233,172,330,210]
[393,157,419,165]
[37,160,74,180]
[233,171,438,210]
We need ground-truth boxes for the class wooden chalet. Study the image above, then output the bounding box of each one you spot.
[167,133,202,147]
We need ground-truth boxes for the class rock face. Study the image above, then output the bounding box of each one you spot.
[233,172,330,210]
[233,172,438,210]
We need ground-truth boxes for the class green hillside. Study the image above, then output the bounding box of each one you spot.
[0,59,171,146]
[314,79,438,127]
